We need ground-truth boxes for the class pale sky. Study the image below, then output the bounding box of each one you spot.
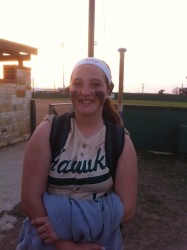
[1,0,187,93]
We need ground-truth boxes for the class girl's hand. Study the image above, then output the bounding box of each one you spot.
[31,216,59,244]
[55,239,106,250]
[32,217,106,249]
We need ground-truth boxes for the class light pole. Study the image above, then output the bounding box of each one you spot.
[61,42,65,90]
[142,83,144,93]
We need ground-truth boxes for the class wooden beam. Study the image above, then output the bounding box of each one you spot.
[0,54,31,61]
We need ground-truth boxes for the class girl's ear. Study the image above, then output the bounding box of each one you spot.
[108,81,114,95]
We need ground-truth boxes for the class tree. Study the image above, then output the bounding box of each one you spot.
[172,87,179,95]
[158,89,165,94]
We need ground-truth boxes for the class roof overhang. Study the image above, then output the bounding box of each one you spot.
[0,38,38,62]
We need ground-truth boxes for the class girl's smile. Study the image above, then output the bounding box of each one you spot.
[70,65,110,117]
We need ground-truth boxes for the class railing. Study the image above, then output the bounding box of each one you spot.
[48,103,73,115]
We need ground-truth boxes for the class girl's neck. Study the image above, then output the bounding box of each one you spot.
[74,113,104,137]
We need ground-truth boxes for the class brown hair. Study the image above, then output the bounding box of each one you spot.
[102,98,124,126]
[102,75,123,126]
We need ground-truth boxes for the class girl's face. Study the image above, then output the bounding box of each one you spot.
[70,64,110,117]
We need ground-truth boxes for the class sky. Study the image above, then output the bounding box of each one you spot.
[1,0,187,93]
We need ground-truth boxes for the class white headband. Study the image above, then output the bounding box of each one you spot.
[72,57,112,88]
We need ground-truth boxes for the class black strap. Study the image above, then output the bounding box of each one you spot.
[50,112,74,161]
[105,120,125,180]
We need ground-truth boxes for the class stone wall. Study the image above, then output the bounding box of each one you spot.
[0,67,31,147]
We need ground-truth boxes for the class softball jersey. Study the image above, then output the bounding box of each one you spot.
[46,117,113,200]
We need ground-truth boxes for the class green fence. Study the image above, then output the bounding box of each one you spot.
[31,92,187,154]
[119,92,187,102]
[122,105,187,154]
[32,91,70,99]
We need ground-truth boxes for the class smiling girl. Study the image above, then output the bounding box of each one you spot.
[17,57,137,250]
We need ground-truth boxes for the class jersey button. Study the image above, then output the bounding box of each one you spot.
[82,143,87,148]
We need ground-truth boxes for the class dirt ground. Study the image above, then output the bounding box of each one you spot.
[34,98,73,125]
[122,152,187,250]
[0,99,187,250]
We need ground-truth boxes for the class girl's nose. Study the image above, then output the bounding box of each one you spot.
[81,84,91,95]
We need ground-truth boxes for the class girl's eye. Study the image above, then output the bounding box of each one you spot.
[91,82,102,87]
[72,81,82,87]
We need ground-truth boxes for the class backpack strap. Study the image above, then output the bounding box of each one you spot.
[104,120,125,180]
[50,112,74,161]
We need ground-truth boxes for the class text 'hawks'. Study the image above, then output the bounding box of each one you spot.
[51,148,107,174]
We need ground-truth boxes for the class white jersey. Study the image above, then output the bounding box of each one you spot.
[47,117,113,200]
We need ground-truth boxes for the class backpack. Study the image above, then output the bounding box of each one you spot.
[50,112,125,180]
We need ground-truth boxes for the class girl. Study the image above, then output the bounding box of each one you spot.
[17,57,137,250]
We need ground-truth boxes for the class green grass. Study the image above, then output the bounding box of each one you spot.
[35,97,187,108]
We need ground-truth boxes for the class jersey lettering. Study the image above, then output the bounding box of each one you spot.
[51,147,106,175]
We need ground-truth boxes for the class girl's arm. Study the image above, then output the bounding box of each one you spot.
[114,134,138,224]
[21,121,59,243]
[21,121,51,219]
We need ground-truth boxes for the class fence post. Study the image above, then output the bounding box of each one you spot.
[118,48,127,115]
[30,99,36,134]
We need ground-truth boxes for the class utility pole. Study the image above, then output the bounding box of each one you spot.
[88,0,95,57]
[118,48,127,114]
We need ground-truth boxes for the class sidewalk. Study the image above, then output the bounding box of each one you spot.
[0,141,27,213]
[0,141,27,238]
